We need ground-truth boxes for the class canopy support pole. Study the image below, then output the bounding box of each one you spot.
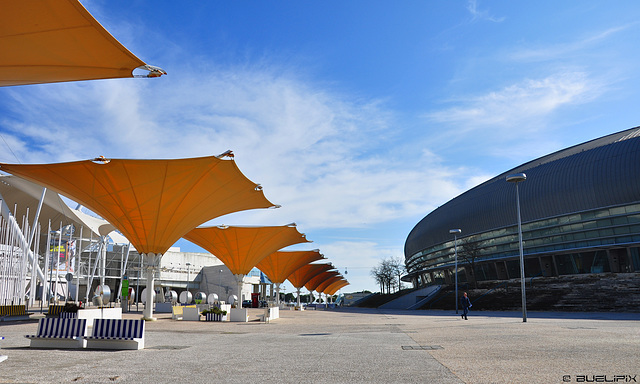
[275,283,281,305]
[143,253,161,321]
[234,274,244,308]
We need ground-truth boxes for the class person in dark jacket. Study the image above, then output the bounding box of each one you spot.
[460,292,471,320]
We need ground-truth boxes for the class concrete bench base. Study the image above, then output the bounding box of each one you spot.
[85,319,145,350]
[85,337,143,350]
[26,336,86,349]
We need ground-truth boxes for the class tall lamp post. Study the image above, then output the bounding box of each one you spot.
[186,262,191,291]
[506,173,527,322]
[449,229,462,315]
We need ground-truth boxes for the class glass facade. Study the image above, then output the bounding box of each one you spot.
[406,203,640,285]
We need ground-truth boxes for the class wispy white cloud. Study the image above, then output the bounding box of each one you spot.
[509,25,633,62]
[0,64,464,234]
[466,0,505,23]
[0,65,473,292]
[426,71,603,131]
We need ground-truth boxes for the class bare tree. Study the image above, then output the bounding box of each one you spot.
[458,237,483,288]
[388,256,406,292]
[370,264,385,293]
[371,259,396,294]
[371,257,406,294]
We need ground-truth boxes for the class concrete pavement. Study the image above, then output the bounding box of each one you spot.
[0,307,637,383]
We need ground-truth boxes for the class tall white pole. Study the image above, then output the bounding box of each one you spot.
[44,220,51,304]
[53,222,62,302]
[506,173,527,323]
[449,229,461,315]
[75,227,82,303]
[85,233,93,304]
[0,196,47,284]
[516,182,527,322]
[99,236,106,286]
[454,234,458,314]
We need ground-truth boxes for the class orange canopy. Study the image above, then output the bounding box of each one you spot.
[0,0,165,87]
[305,270,340,293]
[315,275,344,293]
[286,263,334,290]
[0,155,275,255]
[324,280,349,296]
[256,250,324,284]
[184,224,310,276]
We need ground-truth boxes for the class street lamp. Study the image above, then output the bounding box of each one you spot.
[218,269,223,298]
[449,229,462,315]
[186,262,191,290]
[506,172,527,322]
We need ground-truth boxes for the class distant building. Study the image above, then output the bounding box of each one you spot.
[404,127,640,288]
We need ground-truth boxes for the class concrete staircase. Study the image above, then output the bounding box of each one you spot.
[379,285,440,310]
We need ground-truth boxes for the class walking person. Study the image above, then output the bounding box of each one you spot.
[460,292,472,320]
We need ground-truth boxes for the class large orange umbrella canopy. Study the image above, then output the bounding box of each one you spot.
[315,275,344,293]
[324,280,349,296]
[0,0,165,87]
[287,263,334,290]
[0,155,275,255]
[256,250,324,285]
[184,224,310,276]
[305,270,340,293]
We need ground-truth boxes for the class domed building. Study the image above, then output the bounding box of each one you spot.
[404,127,640,288]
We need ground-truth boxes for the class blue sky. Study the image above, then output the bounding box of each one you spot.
[1,0,640,293]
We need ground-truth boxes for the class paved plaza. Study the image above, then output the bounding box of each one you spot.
[0,307,638,383]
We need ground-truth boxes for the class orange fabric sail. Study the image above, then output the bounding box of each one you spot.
[315,275,344,293]
[0,155,275,255]
[305,270,340,293]
[256,250,324,284]
[184,224,310,276]
[0,0,165,87]
[324,280,349,296]
[287,263,334,290]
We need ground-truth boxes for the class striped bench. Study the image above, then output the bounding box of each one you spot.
[25,318,87,349]
[0,305,32,321]
[46,305,66,317]
[60,312,78,319]
[85,319,145,350]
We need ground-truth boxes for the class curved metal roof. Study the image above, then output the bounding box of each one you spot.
[405,126,640,259]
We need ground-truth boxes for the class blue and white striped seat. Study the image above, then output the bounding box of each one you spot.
[60,312,78,319]
[25,318,87,348]
[85,319,145,350]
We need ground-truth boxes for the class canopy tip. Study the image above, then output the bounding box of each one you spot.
[216,150,234,159]
[92,156,111,164]
[135,64,167,78]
